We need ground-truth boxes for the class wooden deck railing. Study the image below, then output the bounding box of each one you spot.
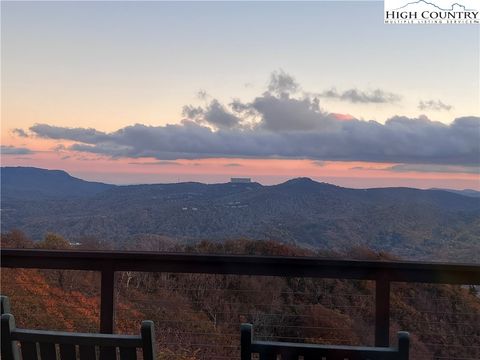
[1,249,479,347]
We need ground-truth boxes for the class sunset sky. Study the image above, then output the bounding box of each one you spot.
[1,1,479,189]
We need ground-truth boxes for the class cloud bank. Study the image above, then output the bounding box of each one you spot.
[1,145,34,155]
[25,115,479,166]
[319,88,401,104]
[15,71,479,167]
[418,100,453,111]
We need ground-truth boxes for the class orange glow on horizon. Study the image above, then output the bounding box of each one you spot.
[2,127,478,189]
[1,150,478,190]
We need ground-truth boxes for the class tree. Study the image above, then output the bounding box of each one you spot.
[0,229,34,248]
[35,233,71,250]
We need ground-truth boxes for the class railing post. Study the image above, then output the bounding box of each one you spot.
[375,278,390,347]
[100,264,115,334]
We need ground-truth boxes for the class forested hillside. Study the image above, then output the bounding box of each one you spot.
[2,167,479,262]
[1,231,479,360]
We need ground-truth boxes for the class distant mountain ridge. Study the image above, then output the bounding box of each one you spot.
[1,167,115,200]
[430,188,480,198]
[1,167,479,262]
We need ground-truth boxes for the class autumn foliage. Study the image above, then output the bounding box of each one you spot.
[1,231,479,359]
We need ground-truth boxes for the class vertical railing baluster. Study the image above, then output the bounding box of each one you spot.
[100,263,115,334]
[375,278,390,346]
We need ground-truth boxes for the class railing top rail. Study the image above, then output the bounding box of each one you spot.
[2,249,480,285]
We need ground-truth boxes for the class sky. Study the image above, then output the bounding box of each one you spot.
[1,1,479,189]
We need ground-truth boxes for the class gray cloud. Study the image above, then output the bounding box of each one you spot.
[203,100,242,129]
[182,105,204,119]
[350,163,479,174]
[386,164,479,174]
[268,69,299,96]
[69,143,132,157]
[183,99,242,129]
[12,128,29,138]
[196,89,209,101]
[250,94,331,132]
[53,144,67,152]
[129,161,182,166]
[320,88,401,104]
[224,163,242,167]
[1,145,34,155]
[230,99,249,113]
[26,114,480,166]
[30,124,109,143]
[418,100,453,111]
[19,71,479,167]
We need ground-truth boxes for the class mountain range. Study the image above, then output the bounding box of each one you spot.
[1,167,479,262]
